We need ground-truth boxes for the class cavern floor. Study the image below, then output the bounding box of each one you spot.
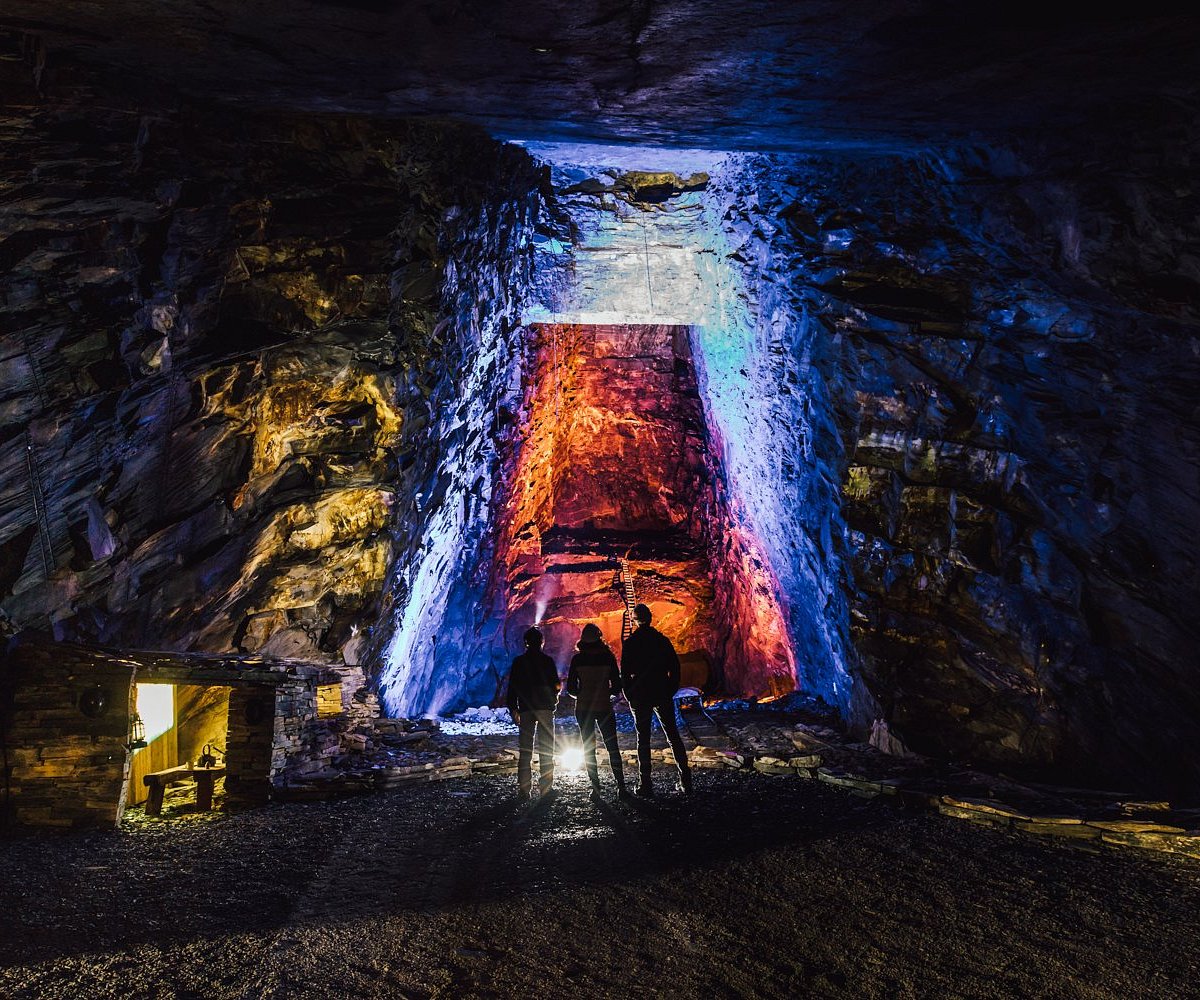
[2,773,1197,1000]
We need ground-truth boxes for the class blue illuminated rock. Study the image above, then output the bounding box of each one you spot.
[699,144,1200,793]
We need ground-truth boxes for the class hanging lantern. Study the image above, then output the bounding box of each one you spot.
[126,712,147,751]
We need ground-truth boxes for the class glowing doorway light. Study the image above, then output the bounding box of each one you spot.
[559,746,585,772]
[133,684,174,750]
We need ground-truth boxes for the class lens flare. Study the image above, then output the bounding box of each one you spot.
[559,746,585,772]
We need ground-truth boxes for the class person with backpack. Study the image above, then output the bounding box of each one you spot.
[566,623,628,798]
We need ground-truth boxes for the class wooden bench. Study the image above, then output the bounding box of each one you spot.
[143,765,226,816]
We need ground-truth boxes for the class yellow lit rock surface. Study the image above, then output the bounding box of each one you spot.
[939,796,1030,821]
[0,112,533,672]
[1014,821,1100,839]
[1086,820,1187,835]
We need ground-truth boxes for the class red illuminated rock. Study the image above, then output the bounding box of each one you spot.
[491,323,795,697]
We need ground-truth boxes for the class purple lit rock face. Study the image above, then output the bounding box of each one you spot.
[1,5,1199,796]
[699,148,1200,791]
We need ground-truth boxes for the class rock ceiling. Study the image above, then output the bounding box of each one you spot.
[3,3,1197,149]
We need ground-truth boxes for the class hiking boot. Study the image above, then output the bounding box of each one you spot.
[678,769,694,796]
[635,781,655,798]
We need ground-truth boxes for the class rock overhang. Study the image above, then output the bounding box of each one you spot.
[2,3,1196,154]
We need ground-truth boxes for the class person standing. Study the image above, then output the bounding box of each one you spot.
[620,604,692,797]
[506,626,560,800]
[567,623,628,798]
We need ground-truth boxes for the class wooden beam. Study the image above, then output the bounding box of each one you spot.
[8,632,325,688]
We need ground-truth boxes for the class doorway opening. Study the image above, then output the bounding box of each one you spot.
[493,322,796,698]
[126,683,231,814]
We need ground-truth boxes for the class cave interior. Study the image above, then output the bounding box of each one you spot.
[1,2,1199,819]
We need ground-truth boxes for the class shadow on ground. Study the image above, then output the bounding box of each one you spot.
[2,769,1199,998]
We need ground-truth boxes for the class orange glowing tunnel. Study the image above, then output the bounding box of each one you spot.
[491,323,796,699]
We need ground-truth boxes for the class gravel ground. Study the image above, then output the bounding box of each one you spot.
[2,768,1198,999]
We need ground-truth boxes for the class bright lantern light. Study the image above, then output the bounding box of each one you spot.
[134,683,174,749]
[559,746,585,772]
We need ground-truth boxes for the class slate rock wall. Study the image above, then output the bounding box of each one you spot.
[0,95,542,685]
[372,142,542,716]
[706,133,1200,792]
[694,161,858,712]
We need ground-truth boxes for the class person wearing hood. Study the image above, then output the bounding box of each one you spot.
[506,626,560,800]
[566,622,628,798]
[620,603,692,797]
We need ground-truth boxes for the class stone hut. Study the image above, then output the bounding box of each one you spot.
[1,633,365,829]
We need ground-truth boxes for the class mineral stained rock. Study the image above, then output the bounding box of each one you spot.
[700,141,1200,793]
[0,103,540,676]
[488,322,794,700]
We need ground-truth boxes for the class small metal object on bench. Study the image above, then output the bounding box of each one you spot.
[197,742,224,769]
[143,764,227,816]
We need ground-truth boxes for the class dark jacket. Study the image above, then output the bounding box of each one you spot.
[620,625,681,704]
[567,640,622,712]
[506,649,560,712]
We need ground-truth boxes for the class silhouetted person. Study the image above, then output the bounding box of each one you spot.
[567,623,628,798]
[620,604,692,796]
[506,626,559,800]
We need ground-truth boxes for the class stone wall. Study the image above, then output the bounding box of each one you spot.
[0,64,543,772]
[264,664,380,791]
[372,146,544,716]
[0,91,543,688]
[223,685,278,807]
[690,161,857,711]
[1,637,134,829]
[703,134,1200,793]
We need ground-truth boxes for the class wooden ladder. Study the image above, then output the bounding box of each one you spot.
[616,557,638,640]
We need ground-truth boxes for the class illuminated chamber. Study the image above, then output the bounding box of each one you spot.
[379,150,853,719]
[493,322,796,697]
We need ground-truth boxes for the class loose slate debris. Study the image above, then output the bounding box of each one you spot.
[113,703,1200,863]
